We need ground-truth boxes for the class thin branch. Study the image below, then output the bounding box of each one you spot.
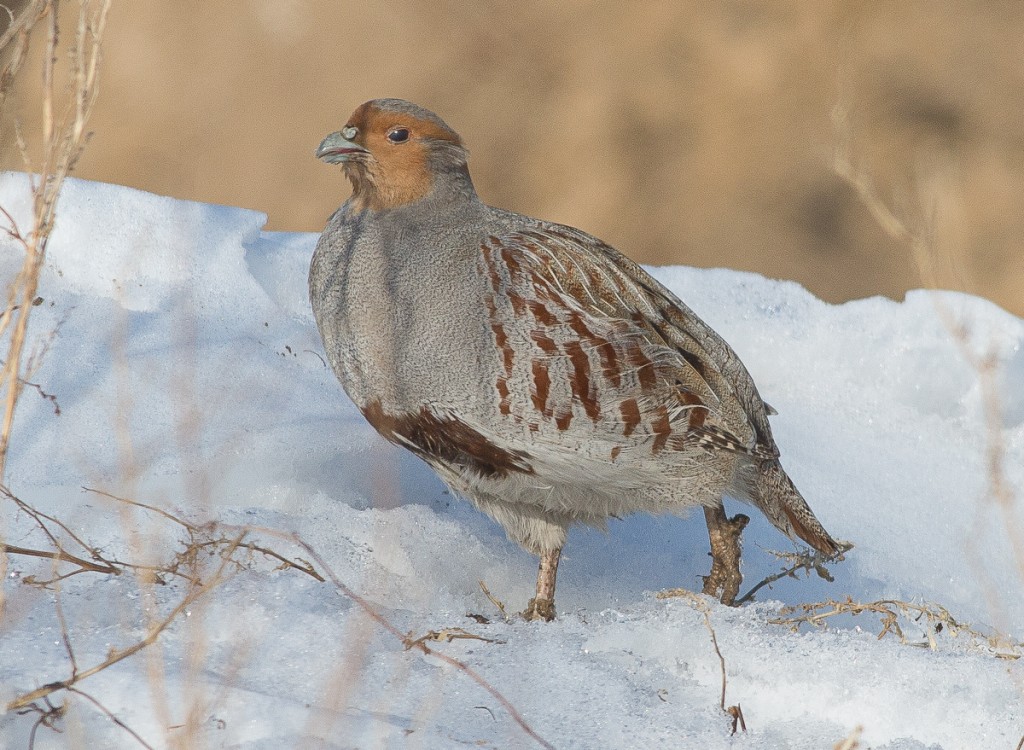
[0,0,112,480]
[9,589,191,710]
[52,568,79,678]
[655,589,745,733]
[3,543,119,575]
[0,0,47,54]
[21,377,60,414]
[7,531,248,712]
[708,613,726,710]
[735,543,852,606]
[770,596,1022,658]
[290,533,556,750]
[79,489,326,582]
[18,696,66,749]
[40,0,55,156]
[478,579,509,621]
[5,486,122,570]
[83,485,201,532]
[658,591,726,707]
[404,628,502,650]
[66,687,155,750]
[239,540,324,582]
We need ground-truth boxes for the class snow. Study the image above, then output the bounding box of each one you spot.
[0,171,1022,749]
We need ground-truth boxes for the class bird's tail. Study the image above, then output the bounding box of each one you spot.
[752,460,840,556]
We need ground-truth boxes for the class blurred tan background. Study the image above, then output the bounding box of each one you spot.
[3,1,1023,314]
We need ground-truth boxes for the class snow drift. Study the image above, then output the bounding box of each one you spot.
[0,172,1021,748]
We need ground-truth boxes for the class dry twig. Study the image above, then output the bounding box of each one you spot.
[403,627,502,650]
[834,725,862,750]
[478,579,509,621]
[4,542,118,577]
[735,543,852,606]
[4,485,123,586]
[657,589,745,733]
[81,486,325,582]
[16,695,66,749]
[290,533,557,750]
[0,0,113,480]
[7,512,327,722]
[1,0,113,643]
[770,596,1022,658]
[66,687,155,750]
[7,530,248,712]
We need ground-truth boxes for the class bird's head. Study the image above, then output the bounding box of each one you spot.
[317,98,473,212]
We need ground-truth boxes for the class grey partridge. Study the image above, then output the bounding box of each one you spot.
[310,98,841,621]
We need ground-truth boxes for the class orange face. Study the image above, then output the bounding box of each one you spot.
[319,100,465,211]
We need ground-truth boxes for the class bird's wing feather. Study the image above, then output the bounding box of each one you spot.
[529,222,781,458]
[470,220,778,461]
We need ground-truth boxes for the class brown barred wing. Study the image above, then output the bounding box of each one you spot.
[475,228,756,461]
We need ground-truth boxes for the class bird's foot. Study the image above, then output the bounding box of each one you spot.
[522,597,556,622]
[701,507,750,606]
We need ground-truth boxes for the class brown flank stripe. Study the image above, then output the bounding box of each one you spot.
[619,398,641,437]
[496,376,511,416]
[507,291,527,317]
[680,391,707,431]
[564,340,599,421]
[491,322,514,375]
[531,359,551,416]
[361,400,533,478]
[527,298,559,326]
[651,405,672,453]
[568,312,620,388]
[500,246,522,278]
[531,330,558,355]
[624,342,657,390]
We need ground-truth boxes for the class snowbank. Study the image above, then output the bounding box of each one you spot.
[0,173,1021,748]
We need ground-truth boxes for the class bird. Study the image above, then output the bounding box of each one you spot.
[309,98,841,621]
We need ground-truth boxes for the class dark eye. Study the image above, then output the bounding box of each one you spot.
[387,128,410,143]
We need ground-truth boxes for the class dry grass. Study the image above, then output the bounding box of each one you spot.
[770,596,1022,659]
[656,82,1024,745]
[5,3,1024,315]
[0,0,109,666]
[4,486,320,699]
[834,725,862,750]
[292,534,556,750]
[5,484,558,748]
[735,543,853,606]
[657,588,745,735]
[0,0,109,480]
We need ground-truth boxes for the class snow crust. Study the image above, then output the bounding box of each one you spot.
[1,172,1022,748]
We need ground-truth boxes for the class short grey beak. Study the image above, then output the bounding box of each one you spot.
[316,131,368,164]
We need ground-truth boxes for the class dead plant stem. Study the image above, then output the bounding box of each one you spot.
[6,530,246,712]
[290,532,557,750]
[0,0,112,480]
